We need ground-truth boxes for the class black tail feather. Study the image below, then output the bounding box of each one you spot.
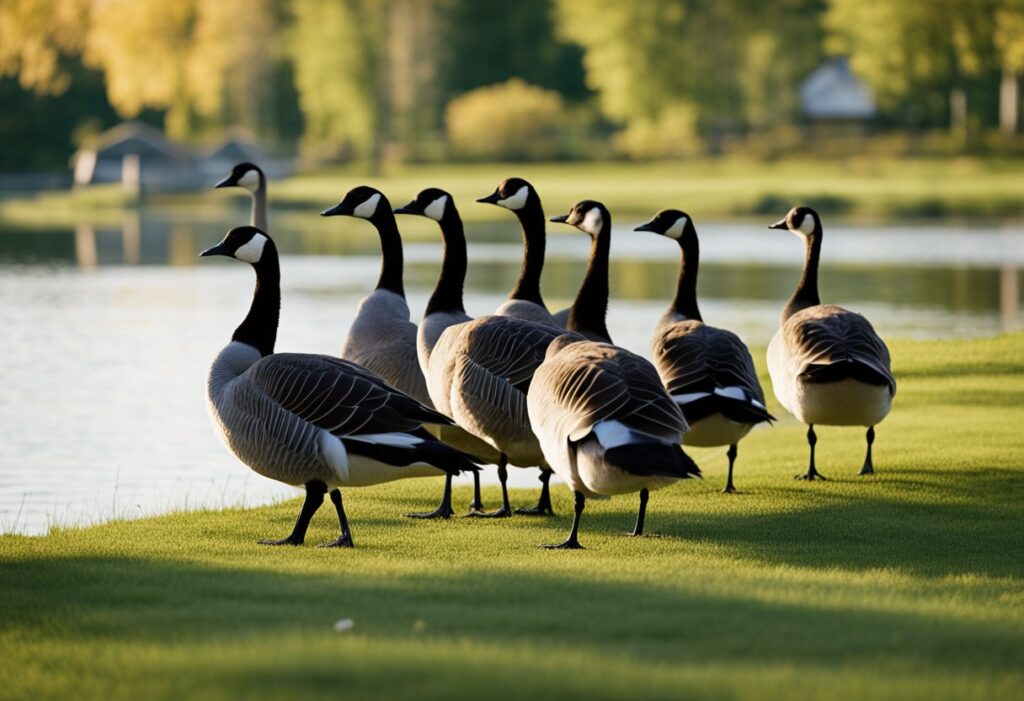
[343,436,482,475]
[679,395,775,425]
[800,358,891,387]
[604,442,701,479]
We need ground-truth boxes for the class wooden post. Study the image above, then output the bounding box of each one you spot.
[122,153,141,198]
[1000,71,1019,136]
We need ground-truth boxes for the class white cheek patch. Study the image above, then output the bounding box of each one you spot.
[580,207,603,235]
[353,193,381,219]
[663,216,688,239]
[796,213,816,235]
[423,195,448,221]
[497,185,528,211]
[236,169,260,192]
[234,233,267,263]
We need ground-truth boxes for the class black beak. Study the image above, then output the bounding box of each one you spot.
[213,175,236,189]
[393,201,420,215]
[549,214,569,224]
[633,221,658,233]
[321,202,350,217]
[199,242,232,258]
[769,218,789,230]
[476,190,501,205]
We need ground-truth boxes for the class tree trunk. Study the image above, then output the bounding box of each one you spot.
[1000,71,1019,137]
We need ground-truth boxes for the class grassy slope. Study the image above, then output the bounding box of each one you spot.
[2,333,1023,701]
[4,157,1024,231]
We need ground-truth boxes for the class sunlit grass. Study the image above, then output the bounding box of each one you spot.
[1,332,1023,700]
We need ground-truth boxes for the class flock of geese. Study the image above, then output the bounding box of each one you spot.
[203,162,896,549]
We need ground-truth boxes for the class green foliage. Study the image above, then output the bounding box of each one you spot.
[2,333,1023,700]
[445,79,578,161]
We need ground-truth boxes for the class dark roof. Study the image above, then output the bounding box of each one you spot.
[82,121,189,160]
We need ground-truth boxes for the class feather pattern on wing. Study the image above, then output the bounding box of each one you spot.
[778,305,895,394]
[244,352,453,437]
[535,339,688,446]
[652,320,773,423]
[431,316,569,463]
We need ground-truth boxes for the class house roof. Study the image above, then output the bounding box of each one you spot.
[800,58,876,120]
[80,121,190,160]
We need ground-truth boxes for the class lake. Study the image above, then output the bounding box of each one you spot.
[1,206,1021,534]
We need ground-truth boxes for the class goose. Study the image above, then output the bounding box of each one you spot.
[475,177,564,512]
[767,205,896,480]
[476,177,560,326]
[396,189,564,518]
[635,210,774,493]
[214,162,268,231]
[200,225,479,546]
[393,188,503,515]
[322,186,464,520]
[320,187,431,407]
[528,201,701,548]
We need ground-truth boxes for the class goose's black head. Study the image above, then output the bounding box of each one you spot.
[214,162,264,192]
[394,188,455,222]
[321,185,388,220]
[200,226,273,265]
[770,205,820,237]
[550,200,608,238]
[635,209,694,241]
[476,177,535,212]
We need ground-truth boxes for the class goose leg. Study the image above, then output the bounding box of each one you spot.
[796,425,826,481]
[474,454,512,518]
[858,426,875,476]
[542,490,585,549]
[405,473,454,519]
[723,444,738,493]
[466,471,485,516]
[627,488,649,536]
[260,480,326,545]
[319,488,354,548]
[516,470,556,516]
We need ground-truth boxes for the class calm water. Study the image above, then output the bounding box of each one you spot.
[1,208,1021,534]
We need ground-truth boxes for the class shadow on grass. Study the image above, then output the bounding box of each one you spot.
[2,553,1021,678]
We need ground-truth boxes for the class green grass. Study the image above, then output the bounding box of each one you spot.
[2,333,1023,701]
[4,156,1024,233]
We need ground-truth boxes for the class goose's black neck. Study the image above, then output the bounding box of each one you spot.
[671,228,702,321]
[425,210,467,316]
[782,230,822,322]
[509,200,546,307]
[232,241,280,357]
[371,208,405,297]
[567,218,612,343]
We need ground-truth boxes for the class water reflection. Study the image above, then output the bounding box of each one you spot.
[0,211,1021,535]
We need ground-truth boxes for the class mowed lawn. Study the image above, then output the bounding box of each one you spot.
[1,333,1022,700]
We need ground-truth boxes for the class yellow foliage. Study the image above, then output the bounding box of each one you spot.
[446,79,567,160]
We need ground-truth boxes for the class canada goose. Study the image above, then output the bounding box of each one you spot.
[321,187,431,407]
[394,188,503,515]
[767,206,896,480]
[201,225,479,546]
[215,162,268,231]
[529,201,701,548]
[635,210,774,493]
[476,177,563,514]
[476,177,559,326]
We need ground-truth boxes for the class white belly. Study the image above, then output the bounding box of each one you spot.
[682,414,753,447]
[575,440,679,496]
[793,378,892,426]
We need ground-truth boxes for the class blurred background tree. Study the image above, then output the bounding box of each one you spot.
[1,0,1023,171]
